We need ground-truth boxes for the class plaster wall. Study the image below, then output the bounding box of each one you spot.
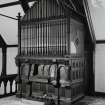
[95,44,105,92]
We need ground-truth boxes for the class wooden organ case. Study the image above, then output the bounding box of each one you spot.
[15,0,91,104]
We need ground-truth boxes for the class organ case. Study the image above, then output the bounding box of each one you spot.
[16,0,89,104]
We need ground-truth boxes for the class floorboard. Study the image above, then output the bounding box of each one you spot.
[0,96,105,105]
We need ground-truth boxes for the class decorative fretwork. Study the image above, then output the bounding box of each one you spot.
[70,55,84,82]
[71,83,84,100]
[0,74,17,97]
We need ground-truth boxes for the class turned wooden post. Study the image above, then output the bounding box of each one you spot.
[10,80,13,93]
[4,81,7,95]
[15,81,18,93]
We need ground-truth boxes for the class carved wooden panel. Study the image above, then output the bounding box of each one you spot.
[70,19,85,54]
[32,82,41,92]
[71,83,84,99]
[60,66,68,81]
[21,63,29,76]
[50,65,57,79]
[38,65,44,77]
[30,64,35,77]
[43,65,49,77]
[48,84,55,94]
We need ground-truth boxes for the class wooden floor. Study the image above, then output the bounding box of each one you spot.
[0,96,105,105]
[74,96,105,105]
[0,96,44,105]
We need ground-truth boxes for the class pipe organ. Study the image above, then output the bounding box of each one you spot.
[21,18,68,56]
[16,0,91,104]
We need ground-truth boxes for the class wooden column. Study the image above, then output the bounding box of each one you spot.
[1,47,7,76]
[17,13,22,82]
[16,13,22,97]
[17,13,21,55]
[10,80,13,93]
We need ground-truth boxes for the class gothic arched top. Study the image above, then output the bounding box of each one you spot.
[22,0,66,21]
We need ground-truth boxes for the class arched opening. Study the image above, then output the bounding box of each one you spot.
[38,65,44,77]
[0,82,4,95]
[43,65,49,77]
[12,80,16,92]
[6,81,10,93]
[50,65,56,78]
